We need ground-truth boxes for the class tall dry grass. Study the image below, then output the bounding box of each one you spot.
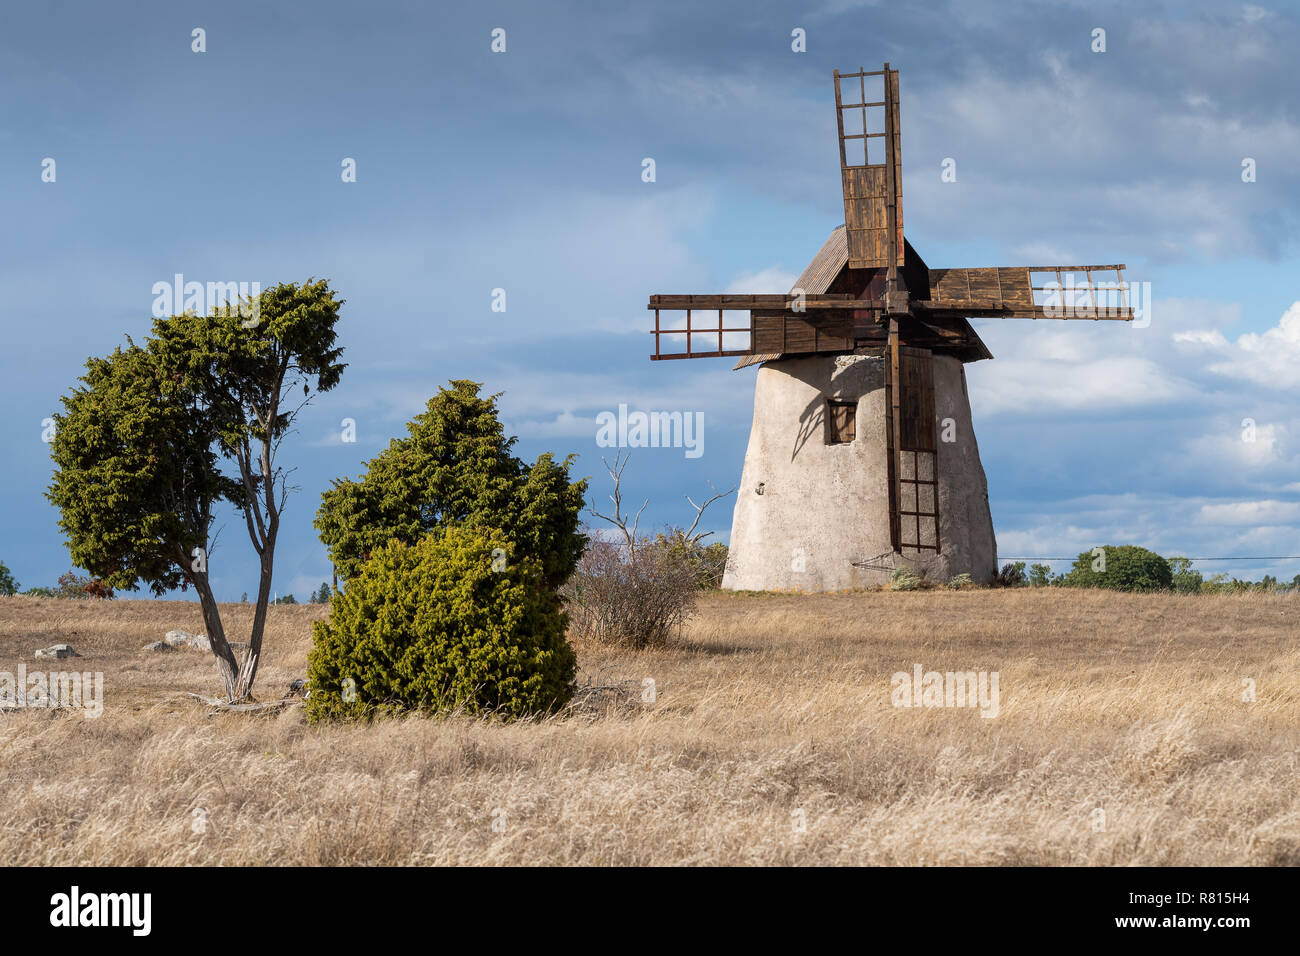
[0,589,1296,865]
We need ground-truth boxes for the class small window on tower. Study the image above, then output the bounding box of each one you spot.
[826,400,856,444]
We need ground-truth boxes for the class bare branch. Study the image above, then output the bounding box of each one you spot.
[682,481,736,544]
[588,452,648,555]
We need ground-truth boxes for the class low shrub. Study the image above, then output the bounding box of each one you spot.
[890,567,921,591]
[40,571,116,600]
[562,535,700,648]
[997,562,1027,587]
[651,533,729,590]
[305,527,575,722]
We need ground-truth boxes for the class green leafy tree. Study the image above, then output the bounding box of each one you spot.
[1167,557,1203,594]
[1062,545,1172,592]
[313,582,332,604]
[47,280,345,701]
[0,562,18,596]
[1028,563,1052,587]
[306,528,575,722]
[315,380,586,590]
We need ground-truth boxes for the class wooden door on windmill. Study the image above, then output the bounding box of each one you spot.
[896,347,939,553]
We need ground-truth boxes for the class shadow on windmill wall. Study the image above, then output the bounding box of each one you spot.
[787,353,885,463]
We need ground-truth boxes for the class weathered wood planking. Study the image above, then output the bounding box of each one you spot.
[842,165,889,269]
[838,66,904,270]
[752,311,853,354]
[925,264,1132,317]
[928,268,1033,307]
[898,347,936,452]
[889,67,903,264]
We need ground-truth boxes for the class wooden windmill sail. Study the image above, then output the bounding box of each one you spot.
[646,64,1133,575]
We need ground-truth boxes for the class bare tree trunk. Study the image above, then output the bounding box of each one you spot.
[229,363,290,701]
[238,543,275,699]
[191,573,241,702]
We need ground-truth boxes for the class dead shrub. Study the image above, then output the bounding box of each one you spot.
[562,537,700,649]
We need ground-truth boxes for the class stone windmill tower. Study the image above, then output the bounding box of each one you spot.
[646,64,1134,591]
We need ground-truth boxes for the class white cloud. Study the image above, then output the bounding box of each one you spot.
[1172,329,1229,347]
[1197,499,1300,524]
[967,296,1286,418]
[1007,242,1076,265]
[724,267,799,294]
[1178,301,1300,388]
[995,525,1108,560]
[1184,421,1284,467]
[972,350,1195,415]
[494,364,753,434]
[504,409,596,440]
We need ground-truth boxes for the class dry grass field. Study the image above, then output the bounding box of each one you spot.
[0,589,1296,866]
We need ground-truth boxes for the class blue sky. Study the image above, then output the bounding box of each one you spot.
[2,0,1298,599]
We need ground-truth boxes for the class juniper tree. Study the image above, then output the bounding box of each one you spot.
[0,561,19,596]
[47,279,345,701]
[315,380,586,592]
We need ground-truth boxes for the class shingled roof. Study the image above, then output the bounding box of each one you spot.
[791,224,850,295]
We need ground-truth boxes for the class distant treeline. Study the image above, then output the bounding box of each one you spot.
[0,563,336,605]
[997,547,1299,594]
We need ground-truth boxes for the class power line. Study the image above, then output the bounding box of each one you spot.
[1002,556,1300,562]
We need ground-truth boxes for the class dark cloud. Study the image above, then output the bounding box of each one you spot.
[2,0,1298,592]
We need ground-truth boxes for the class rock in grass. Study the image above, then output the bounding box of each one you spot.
[34,644,78,660]
[141,641,176,653]
[164,629,211,651]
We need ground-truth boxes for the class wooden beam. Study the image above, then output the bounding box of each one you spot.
[833,68,847,169]
[915,300,1133,320]
[794,297,884,310]
[647,294,855,310]
[1017,263,1127,272]
[648,294,789,310]
[888,317,902,551]
[883,62,900,286]
[650,350,751,361]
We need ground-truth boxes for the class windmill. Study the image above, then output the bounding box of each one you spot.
[645,64,1134,590]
